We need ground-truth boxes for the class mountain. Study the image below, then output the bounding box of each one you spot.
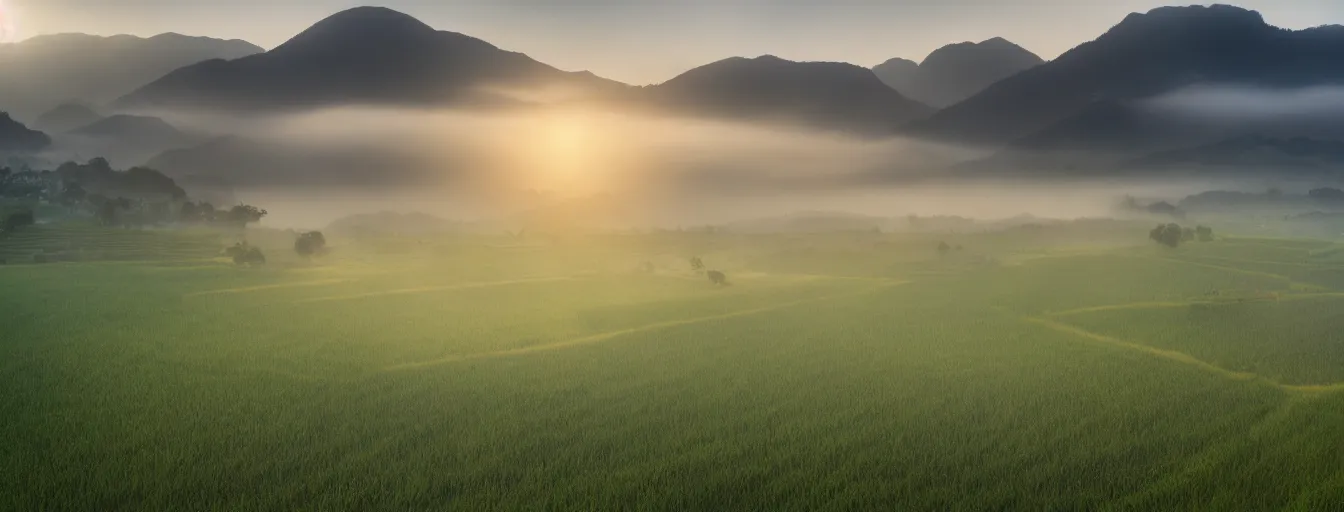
[34,103,104,133]
[116,7,627,111]
[0,33,262,119]
[873,38,1044,108]
[645,55,932,134]
[0,112,51,152]
[72,115,187,142]
[912,5,1344,146]
[66,115,199,167]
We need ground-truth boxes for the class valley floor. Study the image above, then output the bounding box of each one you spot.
[2,227,1343,510]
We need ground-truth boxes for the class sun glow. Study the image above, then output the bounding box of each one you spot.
[516,109,627,198]
[0,0,14,43]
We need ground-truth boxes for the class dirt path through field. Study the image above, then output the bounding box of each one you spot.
[185,278,356,298]
[1025,316,1344,396]
[386,281,906,371]
[293,276,577,304]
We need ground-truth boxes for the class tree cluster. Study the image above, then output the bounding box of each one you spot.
[1150,223,1214,248]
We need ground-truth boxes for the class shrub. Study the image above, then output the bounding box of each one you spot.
[295,231,328,259]
[234,247,266,266]
[708,270,729,286]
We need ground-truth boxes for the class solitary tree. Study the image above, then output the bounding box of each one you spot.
[937,241,952,257]
[294,231,328,259]
[707,270,730,286]
[690,256,705,273]
[227,204,268,228]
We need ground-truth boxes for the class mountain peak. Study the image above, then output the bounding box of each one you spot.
[652,55,930,134]
[116,5,623,111]
[312,6,434,31]
[274,6,439,54]
[873,38,1043,108]
[34,102,103,133]
[1108,4,1269,38]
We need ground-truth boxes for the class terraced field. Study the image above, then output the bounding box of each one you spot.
[3,224,1343,510]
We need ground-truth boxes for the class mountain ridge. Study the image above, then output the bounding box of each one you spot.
[873,38,1043,108]
[646,54,932,134]
[0,33,262,119]
[911,4,1344,147]
[116,7,627,111]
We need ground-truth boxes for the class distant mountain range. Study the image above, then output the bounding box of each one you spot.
[18,3,1344,183]
[873,38,1043,108]
[0,33,261,120]
[117,7,930,134]
[914,5,1344,149]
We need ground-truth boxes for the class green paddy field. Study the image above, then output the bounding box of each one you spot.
[3,221,1343,510]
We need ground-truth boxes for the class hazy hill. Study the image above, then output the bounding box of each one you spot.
[0,33,261,119]
[912,5,1344,146]
[646,55,932,135]
[1125,135,1344,173]
[873,38,1043,108]
[65,115,199,167]
[116,7,627,111]
[33,103,104,133]
[0,112,51,152]
[327,211,459,237]
[72,115,188,142]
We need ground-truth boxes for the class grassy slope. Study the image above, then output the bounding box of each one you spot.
[1,226,1343,510]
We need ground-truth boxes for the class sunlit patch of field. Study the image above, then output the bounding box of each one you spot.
[5,225,1344,509]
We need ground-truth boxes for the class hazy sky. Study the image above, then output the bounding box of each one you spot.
[7,1,1344,84]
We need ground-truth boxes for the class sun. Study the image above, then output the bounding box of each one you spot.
[518,110,620,197]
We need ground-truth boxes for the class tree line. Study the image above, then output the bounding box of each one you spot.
[2,158,268,230]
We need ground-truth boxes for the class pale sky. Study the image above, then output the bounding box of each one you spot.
[6,1,1344,85]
